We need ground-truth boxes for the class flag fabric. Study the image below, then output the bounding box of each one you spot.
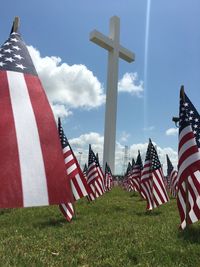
[131,151,143,193]
[58,118,91,200]
[58,118,92,221]
[87,145,105,199]
[132,158,135,169]
[104,162,113,191]
[166,154,178,197]
[59,203,74,222]
[0,21,73,208]
[177,87,200,229]
[124,162,135,191]
[141,140,169,210]
[83,164,88,180]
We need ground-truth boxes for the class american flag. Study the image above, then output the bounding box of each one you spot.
[0,20,73,208]
[83,163,88,180]
[177,87,200,229]
[58,118,91,221]
[132,158,135,169]
[141,142,153,209]
[125,162,135,191]
[87,145,105,199]
[104,162,113,191]
[166,154,178,197]
[141,140,169,210]
[131,151,143,193]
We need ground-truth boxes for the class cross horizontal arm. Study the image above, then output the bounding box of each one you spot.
[90,30,114,52]
[119,45,135,63]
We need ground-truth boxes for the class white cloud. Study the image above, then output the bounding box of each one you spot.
[118,72,144,97]
[119,131,130,143]
[28,46,105,117]
[166,128,178,136]
[67,132,178,175]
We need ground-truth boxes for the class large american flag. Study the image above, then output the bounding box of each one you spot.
[141,140,169,210]
[166,154,178,197]
[58,118,91,221]
[87,145,105,200]
[177,87,200,229]
[0,23,73,208]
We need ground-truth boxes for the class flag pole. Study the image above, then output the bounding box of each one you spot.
[180,85,190,228]
[10,16,20,34]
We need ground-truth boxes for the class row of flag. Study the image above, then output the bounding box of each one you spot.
[122,87,200,230]
[0,18,114,221]
[1,18,200,231]
[58,118,114,221]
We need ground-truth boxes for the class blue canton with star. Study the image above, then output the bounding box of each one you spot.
[179,92,200,148]
[0,32,37,75]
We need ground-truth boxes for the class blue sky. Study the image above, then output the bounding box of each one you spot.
[0,0,200,173]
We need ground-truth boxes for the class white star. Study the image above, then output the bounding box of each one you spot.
[14,54,23,60]
[184,102,189,107]
[195,118,199,122]
[12,46,21,51]
[10,38,18,42]
[4,42,11,46]
[0,54,3,58]
[16,63,26,70]
[194,124,198,128]
[189,110,194,114]
[4,49,13,53]
[5,57,15,62]
[189,116,193,120]
[0,62,6,67]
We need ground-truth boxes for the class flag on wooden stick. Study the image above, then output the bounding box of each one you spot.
[177,86,200,229]
[141,139,169,210]
[0,18,73,208]
[58,118,92,221]
[166,154,178,197]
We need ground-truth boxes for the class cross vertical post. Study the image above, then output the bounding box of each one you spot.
[90,16,135,173]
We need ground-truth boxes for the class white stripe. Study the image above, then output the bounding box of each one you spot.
[179,125,191,141]
[61,203,73,219]
[63,146,70,154]
[75,174,88,197]
[179,139,197,159]
[64,154,73,164]
[8,71,48,207]
[153,171,168,203]
[178,151,200,179]
[71,180,79,200]
[87,172,98,184]
[67,163,76,175]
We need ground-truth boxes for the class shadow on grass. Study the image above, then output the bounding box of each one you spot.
[135,210,162,217]
[178,226,200,243]
[130,193,138,198]
[0,209,12,215]
[35,218,68,228]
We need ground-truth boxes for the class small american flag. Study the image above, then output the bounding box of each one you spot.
[0,20,73,208]
[166,154,178,197]
[177,87,200,229]
[87,145,105,200]
[131,151,143,194]
[104,162,113,191]
[58,118,91,221]
[141,140,169,210]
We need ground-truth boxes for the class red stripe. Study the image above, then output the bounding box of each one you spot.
[0,72,23,208]
[24,75,73,204]
[179,132,194,151]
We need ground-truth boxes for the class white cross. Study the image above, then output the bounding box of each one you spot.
[90,16,135,173]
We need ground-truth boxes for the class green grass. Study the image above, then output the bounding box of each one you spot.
[0,187,200,267]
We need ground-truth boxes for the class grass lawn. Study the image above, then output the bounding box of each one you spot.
[0,187,200,267]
